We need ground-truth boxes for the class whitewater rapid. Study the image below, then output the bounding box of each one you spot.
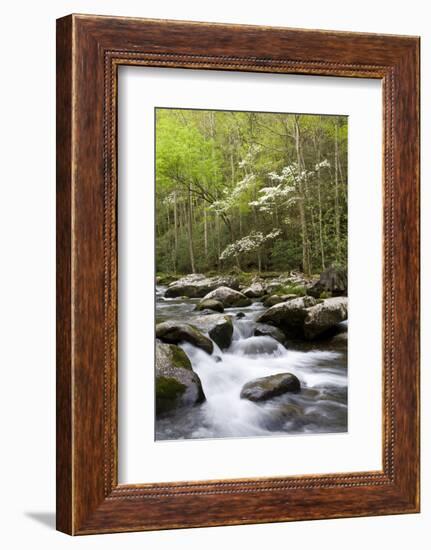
[155,286,347,440]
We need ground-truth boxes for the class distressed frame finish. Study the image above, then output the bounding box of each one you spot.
[56,14,420,535]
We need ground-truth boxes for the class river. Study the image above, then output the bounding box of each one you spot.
[155,285,347,441]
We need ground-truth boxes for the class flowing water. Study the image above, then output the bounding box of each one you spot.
[155,285,347,441]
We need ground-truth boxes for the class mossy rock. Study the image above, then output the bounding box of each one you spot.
[268,284,306,297]
[156,321,214,354]
[156,273,181,285]
[263,294,297,307]
[155,342,205,415]
[195,299,224,313]
[168,342,193,369]
[156,376,186,398]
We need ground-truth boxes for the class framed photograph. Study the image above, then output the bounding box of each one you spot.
[56,14,420,535]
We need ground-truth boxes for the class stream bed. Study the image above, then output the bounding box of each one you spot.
[155,285,348,441]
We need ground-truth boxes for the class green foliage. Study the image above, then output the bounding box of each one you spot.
[269,284,307,297]
[270,239,302,272]
[155,109,348,275]
[156,110,220,191]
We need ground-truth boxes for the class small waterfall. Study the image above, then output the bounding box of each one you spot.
[232,319,256,340]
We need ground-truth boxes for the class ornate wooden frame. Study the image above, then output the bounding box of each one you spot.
[56,14,420,535]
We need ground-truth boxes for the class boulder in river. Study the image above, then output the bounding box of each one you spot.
[253,323,287,346]
[155,341,205,414]
[242,281,266,298]
[303,297,348,339]
[232,335,281,356]
[190,314,234,350]
[308,266,348,298]
[197,309,219,316]
[240,373,301,401]
[195,299,224,313]
[201,286,252,308]
[256,296,318,335]
[156,320,214,354]
[165,274,239,298]
[326,329,348,350]
[263,294,297,307]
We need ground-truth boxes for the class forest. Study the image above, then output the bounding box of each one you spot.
[155,108,347,277]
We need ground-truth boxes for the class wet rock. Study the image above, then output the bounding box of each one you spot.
[165,274,239,298]
[195,299,224,313]
[263,294,297,307]
[308,266,348,298]
[259,403,303,431]
[329,330,348,347]
[253,324,287,346]
[236,311,246,319]
[240,373,301,402]
[232,335,281,356]
[156,320,214,354]
[155,341,205,414]
[303,297,348,339]
[286,271,317,286]
[191,314,234,350]
[198,309,217,316]
[209,321,234,350]
[256,296,318,335]
[201,286,252,308]
[315,323,348,350]
[242,281,266,298]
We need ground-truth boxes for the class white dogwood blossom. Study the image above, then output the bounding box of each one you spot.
[252,159,330,213]
[315,159,331,171]
[220,229,281,261]
[238,143,261,168]
[162,192,176,206]
[210,173,256,213]
[249,183,296,211]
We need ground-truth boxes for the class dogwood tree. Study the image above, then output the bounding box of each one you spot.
[220,229,282,271]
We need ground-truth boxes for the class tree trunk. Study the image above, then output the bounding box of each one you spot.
[204,205,208,262]
[173,191,178,273]
[294,115,311,276]
[334,120,341,263]
[187,185,196,273]
[314,125,326,271]
[216,211,221,272]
